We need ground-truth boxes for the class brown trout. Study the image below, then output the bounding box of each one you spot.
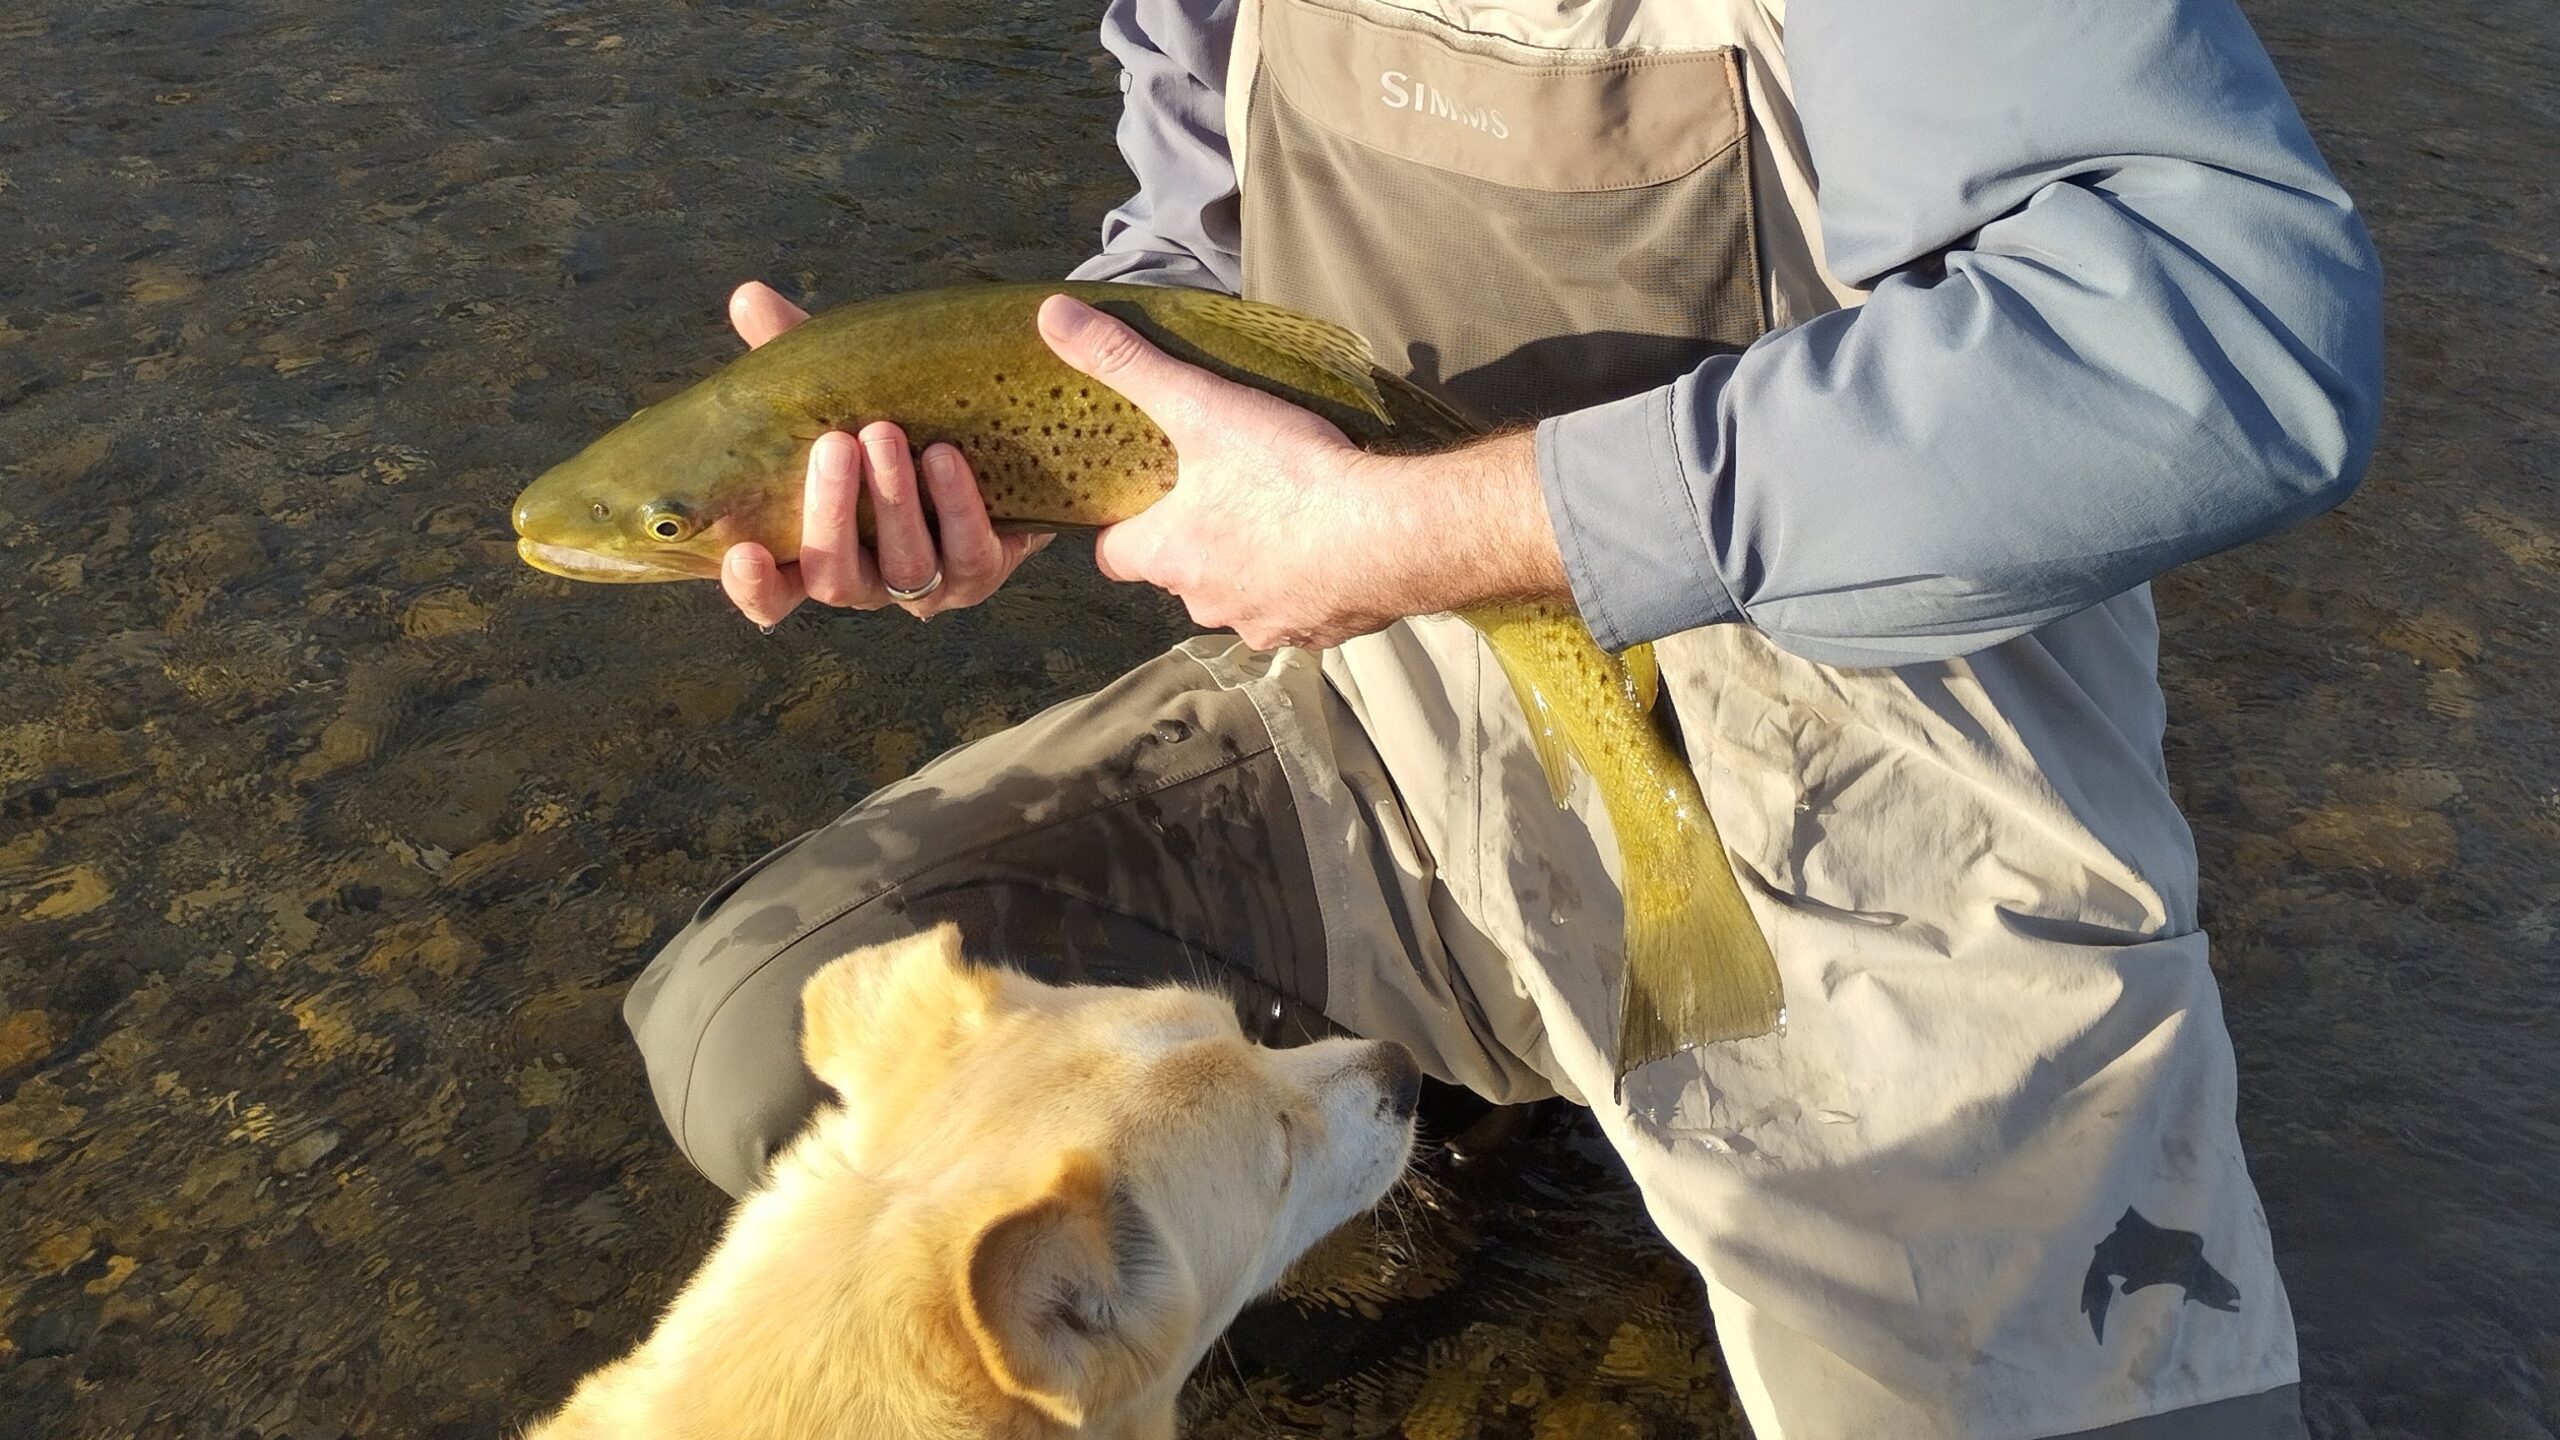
[512,281,1779,1073]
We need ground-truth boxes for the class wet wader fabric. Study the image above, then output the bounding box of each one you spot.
[624,0,2305,1431]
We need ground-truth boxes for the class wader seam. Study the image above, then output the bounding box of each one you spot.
[1180,643,1362,1019]
[1722,49,1769,332]
[668,742,1289,1155]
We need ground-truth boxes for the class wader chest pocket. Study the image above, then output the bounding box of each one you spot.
[1240,0,1766,421]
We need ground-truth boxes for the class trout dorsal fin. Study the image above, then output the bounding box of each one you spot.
[1372,367,1480,448]
[1186,294,1395,423]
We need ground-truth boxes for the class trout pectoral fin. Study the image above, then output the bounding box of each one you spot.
[1620,642,1660,713]
[1488,641,1577,809]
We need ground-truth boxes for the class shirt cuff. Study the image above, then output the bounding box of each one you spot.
[1533,381,1743,652]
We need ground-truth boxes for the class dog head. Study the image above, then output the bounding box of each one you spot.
[533,923,1419,1438]
[799,923,1422,1427]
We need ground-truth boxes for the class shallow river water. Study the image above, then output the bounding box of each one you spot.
[1,0,2554,1436]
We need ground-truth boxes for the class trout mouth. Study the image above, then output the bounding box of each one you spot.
[516,537,704,583]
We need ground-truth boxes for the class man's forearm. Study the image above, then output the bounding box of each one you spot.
[1536,0,2383,667]
[1362,431,1571,620]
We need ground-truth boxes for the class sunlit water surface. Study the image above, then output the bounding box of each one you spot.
[0,0,2553,1435]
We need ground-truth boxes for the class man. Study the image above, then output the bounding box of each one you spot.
[623,0,2383,1434]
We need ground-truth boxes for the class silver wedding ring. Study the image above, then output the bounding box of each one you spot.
[884,568,944,603]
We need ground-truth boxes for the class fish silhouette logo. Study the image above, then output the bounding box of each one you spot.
[2079,1208,2241,1343]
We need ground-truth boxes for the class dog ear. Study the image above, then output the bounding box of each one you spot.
[956,1151,1180,1427]
[798,922,999,1098]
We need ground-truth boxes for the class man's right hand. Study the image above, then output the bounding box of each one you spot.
[719,281,1052,627]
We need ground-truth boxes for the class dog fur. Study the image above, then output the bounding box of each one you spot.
[528,923,1418,1439]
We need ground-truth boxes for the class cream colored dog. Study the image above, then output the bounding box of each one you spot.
[529,923,1420,1439]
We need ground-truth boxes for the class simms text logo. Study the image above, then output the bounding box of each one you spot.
[1379,70,1510,139]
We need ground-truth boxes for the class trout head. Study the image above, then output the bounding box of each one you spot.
[513,382,811,583]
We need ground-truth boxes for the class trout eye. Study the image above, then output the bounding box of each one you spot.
[640,501,695,543]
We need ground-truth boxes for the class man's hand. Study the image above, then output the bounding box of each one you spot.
[1038,294,1568,650]
[719,282,1052,627]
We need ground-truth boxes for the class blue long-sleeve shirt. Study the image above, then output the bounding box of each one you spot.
[1069,0,2384,667]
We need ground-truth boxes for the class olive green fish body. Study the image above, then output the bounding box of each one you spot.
[515,282,1778,1071]
[511,282,1460,579]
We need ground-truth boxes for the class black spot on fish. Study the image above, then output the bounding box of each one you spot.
[2079,1208,2240,1343]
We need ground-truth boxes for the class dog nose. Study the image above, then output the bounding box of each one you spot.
[1369,1042,1422,1122]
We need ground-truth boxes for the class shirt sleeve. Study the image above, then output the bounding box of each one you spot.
[1534,0,2385,667]
[1066,0,1244,294]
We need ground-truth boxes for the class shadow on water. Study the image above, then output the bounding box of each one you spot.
[0,0,2553,1435]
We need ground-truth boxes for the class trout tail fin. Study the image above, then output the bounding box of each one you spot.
[1614,806,1784,1079]
[1469,603,1778,1078]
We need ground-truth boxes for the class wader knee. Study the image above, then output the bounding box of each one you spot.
[620,646,1353,1195]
